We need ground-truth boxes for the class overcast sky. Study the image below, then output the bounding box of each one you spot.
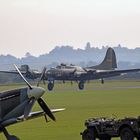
[0,0,140,58]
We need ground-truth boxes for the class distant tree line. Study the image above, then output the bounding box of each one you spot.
[0,43,140,71]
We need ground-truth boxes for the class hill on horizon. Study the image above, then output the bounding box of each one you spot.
[0,43,140,71]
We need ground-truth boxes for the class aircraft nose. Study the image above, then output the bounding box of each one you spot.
[38,87,46,96]
[28,86,46,99]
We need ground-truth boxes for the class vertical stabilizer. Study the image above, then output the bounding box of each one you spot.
[88,48,117,70]
[20,65,30,72]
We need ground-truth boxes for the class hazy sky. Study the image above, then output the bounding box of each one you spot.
[0,0,140,58]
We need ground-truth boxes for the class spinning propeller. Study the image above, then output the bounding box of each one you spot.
[14,64,56,121]
[37,66,47,87]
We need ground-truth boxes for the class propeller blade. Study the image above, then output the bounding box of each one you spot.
[71,68,77,75]
[37,67,47,87]
[43,79,46,85]
[73,68,77,73]
[83,68,88,72]
[24,98,36,119]
[37,98,56,121]
[14,64,32,89]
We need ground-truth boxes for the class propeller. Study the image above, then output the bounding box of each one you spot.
[24,97,36,119]
[83,68,96,73]
[14,64,55,121]
[83,68,88,72]
[37,98,56,121]
[70,68,77,75]
[37,66,47,87]
[36,66,56,121]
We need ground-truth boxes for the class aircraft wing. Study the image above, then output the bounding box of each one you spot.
[51,108,66,113]
[79,68,140,81]
[95,68,140,78]
[0,70,42,80]
[22,108,65,120]
[1,108,65,127]
[0,70,26,74]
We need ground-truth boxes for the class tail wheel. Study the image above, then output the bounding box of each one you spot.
[82,129,96,140]
[78,82,84,90]
[120,127,134,140]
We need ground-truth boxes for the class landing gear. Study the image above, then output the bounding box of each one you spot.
[2,127,20,140]
[101,78,104,84]
[78,81,85,90]
[48,82,54,91]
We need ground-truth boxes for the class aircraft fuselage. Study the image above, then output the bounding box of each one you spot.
[0,88,28,121]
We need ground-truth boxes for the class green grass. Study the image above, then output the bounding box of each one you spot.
[0,80,140,140]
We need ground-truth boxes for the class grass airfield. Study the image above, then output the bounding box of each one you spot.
[1,80,140,140]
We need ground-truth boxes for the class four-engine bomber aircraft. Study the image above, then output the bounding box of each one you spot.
[0,65,65,140]
[42,47,140,90]
[1,48,140,91]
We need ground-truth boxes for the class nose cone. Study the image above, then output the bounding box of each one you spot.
[27,86,46,99]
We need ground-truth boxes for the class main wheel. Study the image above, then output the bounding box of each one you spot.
[101,79,104,84]
[8,135,20,140]
[82,129,96,140]
[120,127,134,140]
[48,82,54,91]
[78,82,84,90]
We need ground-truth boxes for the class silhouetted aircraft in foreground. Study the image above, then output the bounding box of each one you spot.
[1,48,140,91]
[0,65,65,140]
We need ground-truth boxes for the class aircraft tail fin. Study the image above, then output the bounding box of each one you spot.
[89,48,117,70]
[20,65,30,72]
